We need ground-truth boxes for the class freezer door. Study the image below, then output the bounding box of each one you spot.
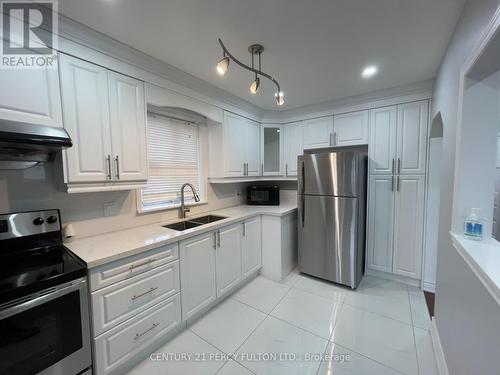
[298,195,360,287]
[301,152,359,196]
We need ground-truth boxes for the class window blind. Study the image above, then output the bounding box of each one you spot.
[140,114,202,211]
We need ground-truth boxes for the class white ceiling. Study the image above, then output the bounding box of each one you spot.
[58,0,466,110]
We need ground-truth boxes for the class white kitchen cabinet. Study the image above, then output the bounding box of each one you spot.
[241,216,262,278]
[366,175,395,273]
[366,174,426,280]
[108,71,148,182]
[369,106,397,175]
[59,54,112,183]
[303,116,334,149]
[392,175,425,279]
[369,101,428,175]
[261,123,283,176]
[215,223,242,296]
[333,110,368,146]
[211,111,261,178]
[246,118,261,176]
[179,231,217,320]
[283,121,303,176]
[222,112,247,177]
[0,57,62,128]
[396,101,429,175]
[59,54,148,190]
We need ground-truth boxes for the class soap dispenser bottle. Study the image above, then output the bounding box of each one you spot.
[464,208,483,240]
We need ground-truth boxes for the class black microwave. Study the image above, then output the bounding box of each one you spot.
[247,185,280,206]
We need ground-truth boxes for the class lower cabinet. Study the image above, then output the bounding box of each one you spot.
[216,223,243,297]
[179,231,218,321]
[366,174,425,280]
[241,216,262,278]
[94,294,181,375]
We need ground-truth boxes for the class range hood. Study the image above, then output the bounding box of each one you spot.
[0,120,72,169]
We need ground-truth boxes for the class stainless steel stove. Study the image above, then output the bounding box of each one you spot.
[0,210,91,375]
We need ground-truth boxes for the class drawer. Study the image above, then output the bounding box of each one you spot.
[94,294,181,375]
[92,261,180,336]
[89,243,179,291]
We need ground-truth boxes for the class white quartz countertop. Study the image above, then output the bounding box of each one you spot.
[65,204,297,269]
[451,232,500,306]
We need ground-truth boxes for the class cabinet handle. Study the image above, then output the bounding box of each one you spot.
[213,232,217,249]
[134,322,160,340]
[391,175,394,192]
[115,155,120,180]
[217,230,221,248]
[397,158,401,174]
[334,132,337,145]
[397,175,400,192]
[242,222,246,237]
[261,163,264,176]
[106,155,112,180]
[131,287,158,301]
[285,163,288,177]
[129,258,154,272]
[329,132,333,146]
[391,159,395,174]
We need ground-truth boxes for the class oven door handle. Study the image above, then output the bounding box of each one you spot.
[0,277,87,320]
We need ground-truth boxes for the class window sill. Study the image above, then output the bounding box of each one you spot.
[138,200,209,214]
[450,231,500,307]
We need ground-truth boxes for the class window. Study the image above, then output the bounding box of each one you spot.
[139,114,203,212]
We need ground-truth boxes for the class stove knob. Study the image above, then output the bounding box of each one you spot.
[47,216,58,224]
[33,217,45,226]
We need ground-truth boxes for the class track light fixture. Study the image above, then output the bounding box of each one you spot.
[216,38,284,106]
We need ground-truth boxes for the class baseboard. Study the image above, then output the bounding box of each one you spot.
[365,269,421,287]
[430,318,449,375]
[423,281,436,293]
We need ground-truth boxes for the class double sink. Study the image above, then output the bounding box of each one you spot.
[163,215,227,232]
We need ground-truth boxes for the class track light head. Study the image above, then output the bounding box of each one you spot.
[275,91,284,106]
[216,56,230,75]
[250,76,260,94]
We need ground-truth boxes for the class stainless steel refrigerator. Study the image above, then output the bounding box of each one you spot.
[298,145,368,289]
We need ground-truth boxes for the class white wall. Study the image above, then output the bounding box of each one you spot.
[431,1,500,373]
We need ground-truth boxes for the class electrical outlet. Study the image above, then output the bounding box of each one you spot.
[103,202,117,217]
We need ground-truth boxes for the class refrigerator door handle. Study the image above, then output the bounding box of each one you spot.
[300,194,305,227]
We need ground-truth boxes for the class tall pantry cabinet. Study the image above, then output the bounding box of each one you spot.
[366,100,428,281]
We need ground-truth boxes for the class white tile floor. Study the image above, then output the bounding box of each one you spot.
[129,272,438,375]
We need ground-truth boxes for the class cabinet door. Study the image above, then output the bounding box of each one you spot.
[396,100,428,175]
[180,232,217,320]
[393,175,425,279]
[223,112,246,177]
[108,71,148,182]
[246,118,261,176]
[369,106,397,175]
[216,223,242,297]
[242,217,262,278]
[59,54,112,183]
[303,116,333,149]
[284,121,303,176]
[366,175,395,273]
[261,123,282,176]
[333,110,368,146]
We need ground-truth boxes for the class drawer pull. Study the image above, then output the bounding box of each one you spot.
[131,287,158,301]
[134,322,160,341]
[129,258,155,272]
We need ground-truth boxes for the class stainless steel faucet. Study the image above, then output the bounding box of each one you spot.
[180,183,201,219]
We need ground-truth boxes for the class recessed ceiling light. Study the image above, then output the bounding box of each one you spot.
[361,65,378,78]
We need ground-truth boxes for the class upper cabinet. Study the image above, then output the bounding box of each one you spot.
[333,110,368,146]
[0,55,62,127]
[209,111,261,178]
[59,54,148,191]
[303,116,334,149]
[261,124,283,176]
[283,121,303,176]
[369,101,428,175]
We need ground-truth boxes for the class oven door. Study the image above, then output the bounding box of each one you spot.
[0,277,91,375]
